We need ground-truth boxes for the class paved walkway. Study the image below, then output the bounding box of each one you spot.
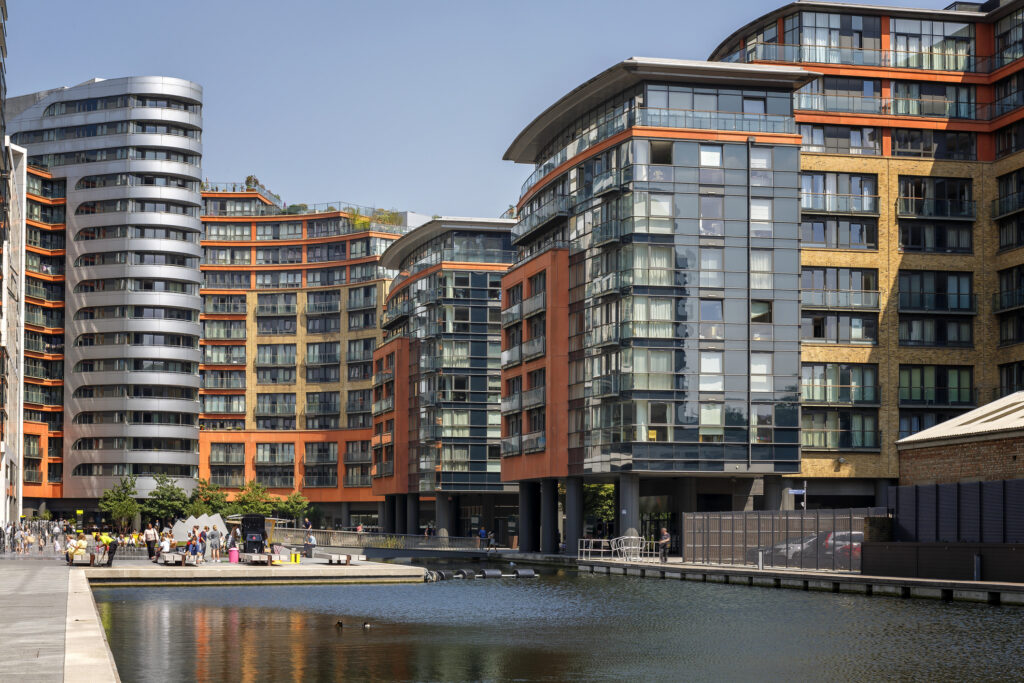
[0,558,69,682]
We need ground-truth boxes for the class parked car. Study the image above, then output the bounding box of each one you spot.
[745,534,819,566]
[793,531,863,569]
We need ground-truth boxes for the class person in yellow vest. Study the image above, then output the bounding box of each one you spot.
[97,531,119,567]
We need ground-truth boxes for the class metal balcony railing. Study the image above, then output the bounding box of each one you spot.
[800,193,879,215]
[344,474,371,487]
[501,393,522,414]
[253,404,296,416]
[994,290,1024,313]
[305,402,340,415]
[522,336,545,360]
[204,302,247,314]
[591,374,621,398]
[306,354,341,366]
[373,370,394,386]
[255,303,297,316]
[303,475,338,488]
[522,292,546,318]
[898,387,978,407]
[801,290,880,310]
[344,450,372,464]
[346,350,373,362]
[202,377,246,389]
[372,461,395,478]
[800,384,881,405]
[501,436,522,457]
[800,430,881,450]
[372,396,394,415]
[345,399,371,413]
[501,345,521,368]
[255,476,295,488]
[522,430,546,453]
[23,470,43,484]
[522,386,545,409]
[514,196,571,239]
[898,291,976,314]
[210,474,245,488]
[896,197,976,220]
[501,302,522,327]
[591,219,622,247]
[586,272,623,298]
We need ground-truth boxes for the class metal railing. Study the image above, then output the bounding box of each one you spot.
[514,196,571,239]
[898,387,978,406]
[372,396,394,415]
[501,393,522,414]
[522,292,546,317]
[501,345,521,368]
[305,402,340,415]
[576,536,657,563]
[994,290,1024,313]
[680,508,886,572]
[209,475,245,488]
[343,474,371,487]
[800,193,879,214]
[253,404,296,416]
[742,42,982,72]
[501,435,521,457]
[898,291,976,313]
[800,384,880,405]
[343,450,372,464]
[993,193,1024,219]
[501,302,522,327]
[801,429,882,450]
[302,476,338,488]
[522,386,545,409]
[801,289,880,310]
[306,301,341,315]
[204,302,247,314]
[896,197,976,219]
[256,303,297,316]
[522,336,545,360]
[274,527,480,552]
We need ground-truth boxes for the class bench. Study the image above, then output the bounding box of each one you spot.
[240,552,285,565]
[315,552,368,565]
[70,553,94,566]
[158,552,198,566]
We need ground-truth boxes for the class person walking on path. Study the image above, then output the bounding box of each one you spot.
[143,524,158,559]
[658,527,670,564]
[304,517,312,531]
[478,526,488,549]
[199,526,209,564]
[208,525,222,562]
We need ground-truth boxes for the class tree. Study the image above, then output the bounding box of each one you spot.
[140,474,188,526]
[276,491,310,525]
[583,484,616,524]
[232,480,276,516]
[189,479,230,516]
[99,476,140,531]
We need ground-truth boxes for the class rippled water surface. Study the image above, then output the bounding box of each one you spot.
[94,565,1024,682]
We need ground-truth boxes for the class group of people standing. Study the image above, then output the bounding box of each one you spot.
[2,521,60,554]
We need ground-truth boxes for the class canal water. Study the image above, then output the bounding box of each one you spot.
[94,565,1024,682]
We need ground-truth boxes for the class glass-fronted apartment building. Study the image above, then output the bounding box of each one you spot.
[197,184,423,527]
[503,0,1024,551]
[8,76,205,513]
[371,218,518,539]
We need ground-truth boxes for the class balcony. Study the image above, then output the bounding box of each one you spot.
[800,193,879,215]
[303,475,338,488]
[256,303,297,316]
[253,404,296,416]
[522,336,545,361]
[202,376,246,389]
[995,290,1024,314]
[522,386,545,409]
[801,430,881,451]
[347,296,377,311]
[345,398,371,413]
[898,387,978,407]
[591,374,621,398]
[23,470,43,484]
[346,350,373,363]
[373,370,394,387]
[501,302,522,327]
[501,393,522,414]
[306,354,341,366]
[591,219,622,248]
[501,345,522,368]
[203,329,247,341]
[373,461,395,478]
[25,338,63,354]
[514,196,571,240]
[993,193,1024,220]
[344,450,372,464]
[344,473,372,487]
[254,356,296,367]
[501,436,522,457]
[306,301,341,315]
[522,292,546,318]
[620,321,674,340]
[593,168,627,197]
[383,299,413,325]
[800,384,881,406]
[305,402,340,416]
[584,325,620,348]
[204,302,247,314]
[255,476,295,489]
[801,290,880,311]
[742,42,984,73]
[370,431,393,447]
[898,291,976,314]
[210,474,245,488]
[896,197,976,221]
[372,396,394,415]
[586,272,624,299]
[210,453,245,466]
[26,283,62,300]
[522,430,546,454]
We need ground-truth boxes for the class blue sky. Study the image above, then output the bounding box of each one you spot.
[7,0,933,217]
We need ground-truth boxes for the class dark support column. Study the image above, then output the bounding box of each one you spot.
[383,495,397,534]
[762,475,783,511]
[874,479,890,508]
[376,501,385,528]
[395,495,408,535]
[677,478,696,513]
[619,473,640,537]
[435,495,451,536]
[448,494,460,536]
[340,502,351,529]
[518,481,540,552]
[613,480,621,537]
[406,493,419,535]
[540,478,559,554]
[564,477,584,556]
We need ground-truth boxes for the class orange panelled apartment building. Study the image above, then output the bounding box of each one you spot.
[10,0,1024,549]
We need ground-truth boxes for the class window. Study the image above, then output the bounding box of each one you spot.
[751,301,772,323]
[699,195,724,236]
[699,352,724,391]
[699,248,723,288]
[750,353,773,392]
[892,129,976,160]
[900,222,971,253]
[800,124,879,155]
[699,300,724,340]
[699,145,722,167]
[801,312,878,344]
[750,250,772,289]
[699,404,724,442]
[899,365,973,405]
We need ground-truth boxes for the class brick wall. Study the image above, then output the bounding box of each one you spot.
[898,434,1024,485]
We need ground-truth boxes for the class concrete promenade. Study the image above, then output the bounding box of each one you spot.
[578,557,1024,605]
[0,560,70,682]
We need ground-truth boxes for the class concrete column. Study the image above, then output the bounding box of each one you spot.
[874,479,891,508]
[564,477,584,555]
[340,502,351,529]
[448,494,460,536]
[540,478,559,554]
[518,481,540,552]
[619,473,640,537]
[376,501,385,528]
[435,495,452,536]
[383,496,397,533]
[395,495,408,535]
[406,493,419,535]
[762,475,784,510]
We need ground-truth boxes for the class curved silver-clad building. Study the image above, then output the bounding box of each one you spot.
[9,76,204,498]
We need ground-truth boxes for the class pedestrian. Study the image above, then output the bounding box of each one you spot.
[478,526,487,549]
[52,535,61,554]
[356,523,364,533]
[200,526,209,563]
[143,523,158,559]
[208,525,222,562]
[658,527,670,564]
[303,517,312,531]
[487,529,496,552]
[98,530,118,567]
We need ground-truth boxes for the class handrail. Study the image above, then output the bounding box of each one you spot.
[275,527,482,551]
